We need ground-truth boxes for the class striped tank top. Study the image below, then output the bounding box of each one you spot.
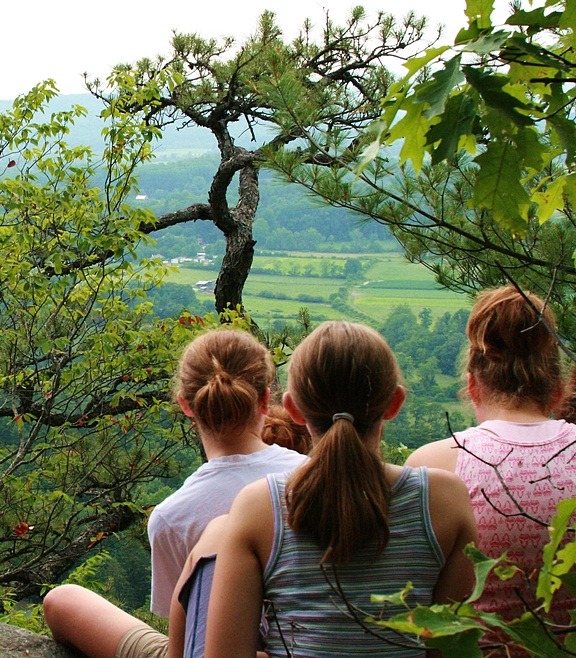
[263,466,444,657]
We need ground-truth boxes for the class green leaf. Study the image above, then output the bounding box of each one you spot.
[378,604,484,641]
[415,55,464,118]
[507,7,562,28]
[501,613,570,656]
[465,544,509,603]
[427,93,478,164]
[559,0,576,31]
[532,176,567,224]
[502,35,566,70]
[493,562,521,581]
[357,138,382,173]
[563,173,576,209]
[559,570,576,596]
[387,100,435,173]
[455,23,483,45]
[471,141,530,232]
[371,581,413,607]
[514,126,550,173]
[378,47,451,134]
[464,67,534,127]
[465,0,495,30]
[425,629,485,657]
[402,46,452,79]
[548,114,576,165]
[538,498,576,610]
[460,29,511,55]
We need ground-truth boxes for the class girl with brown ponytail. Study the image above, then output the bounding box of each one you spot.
[407,285,576,631]
[43,328,306,658]
[205,320,477,657]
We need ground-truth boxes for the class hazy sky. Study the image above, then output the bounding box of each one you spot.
[2,0,513,100]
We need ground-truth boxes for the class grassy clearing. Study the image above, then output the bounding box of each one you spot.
[168,252,470,327]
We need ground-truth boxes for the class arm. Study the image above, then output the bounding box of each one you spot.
[166,550,196,658]
[427,469,478,604]
[167,515,229,658]
[205,480,273,658]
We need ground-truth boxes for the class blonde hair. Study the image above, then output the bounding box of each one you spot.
[174,329,275,434]
[465,285,564,411]
[286,321,402,564]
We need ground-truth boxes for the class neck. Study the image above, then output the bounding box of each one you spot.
[473,401,550,424]
[202,429,268,460]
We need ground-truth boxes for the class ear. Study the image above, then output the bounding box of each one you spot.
[282,391,308,426]
[258,387,271,415]
[383,385,406,420]
[467,372,480,404]
[177,395,195,418]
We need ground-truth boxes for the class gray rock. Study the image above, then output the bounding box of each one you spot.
[0,623,80,657]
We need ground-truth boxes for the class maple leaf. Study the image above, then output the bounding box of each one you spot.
[472,141,530,233]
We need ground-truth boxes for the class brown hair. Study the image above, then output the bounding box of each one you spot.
[286,321,402,564]
[174,329,275,434]
[262,404,312,455]
[465,285,564,411]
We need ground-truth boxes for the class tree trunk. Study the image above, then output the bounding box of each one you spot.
[212,161,260,314]
[215,229,256,314]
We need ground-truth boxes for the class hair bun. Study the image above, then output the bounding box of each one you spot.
[213,370,233,386]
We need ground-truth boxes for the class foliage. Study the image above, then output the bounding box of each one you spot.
[133,156,391,257]
[264,1,576,343]
[0,82,261,606]
[144,281,214,319]
[362,0,576,233]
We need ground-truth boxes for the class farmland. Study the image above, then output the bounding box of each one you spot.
[167,250,470,330]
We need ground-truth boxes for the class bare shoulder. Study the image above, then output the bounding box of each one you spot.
[426,466,469,495]
[230,477,271,508]
[427,467,477,550]
[405,437,458,471]
[221,476,275,567]
[226,477,273,534]
[426,467,473,520]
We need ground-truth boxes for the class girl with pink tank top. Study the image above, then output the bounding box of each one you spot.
[407,285,576,653]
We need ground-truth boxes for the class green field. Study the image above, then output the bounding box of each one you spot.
[169,252,471,329]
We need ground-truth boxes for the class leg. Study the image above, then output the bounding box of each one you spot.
[43,584,150,658]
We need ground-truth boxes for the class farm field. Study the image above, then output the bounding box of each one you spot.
[168,251,471,329]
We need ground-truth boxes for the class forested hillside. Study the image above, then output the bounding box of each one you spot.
[135,156,393,256]
[0,93,397,258]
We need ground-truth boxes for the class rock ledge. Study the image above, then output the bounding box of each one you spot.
[0,623,80,657]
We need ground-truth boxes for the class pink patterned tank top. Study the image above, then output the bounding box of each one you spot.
[454,419,576,622]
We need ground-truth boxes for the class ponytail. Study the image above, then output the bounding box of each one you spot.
[174,329,275,434]
[287,419,390,564]
[285,321,401,564]
[466,285,564,410]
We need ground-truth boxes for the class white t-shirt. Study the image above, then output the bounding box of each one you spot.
[148,444,308,615]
